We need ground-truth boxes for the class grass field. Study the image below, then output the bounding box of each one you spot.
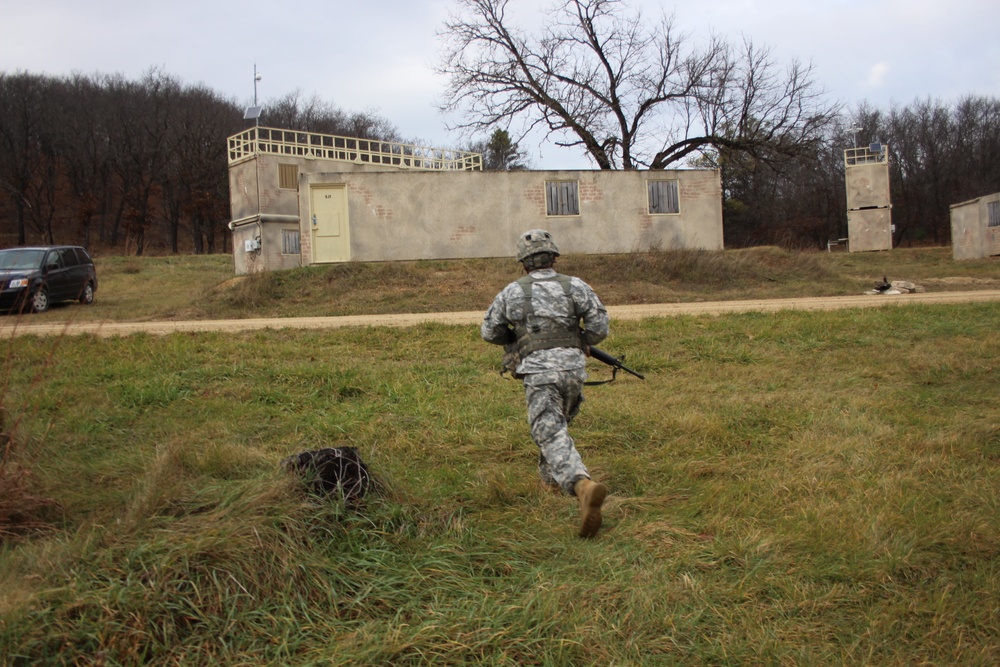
[13,245,1000,323]
[1,247,999,665]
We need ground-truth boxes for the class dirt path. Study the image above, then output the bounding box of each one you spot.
[4,290,1000,338]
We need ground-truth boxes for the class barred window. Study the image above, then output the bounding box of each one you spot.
[278,163,299,190]
[546,181,580,216]
[648,180,680,214]
[988,200,1000,228]
[282,229,301,255]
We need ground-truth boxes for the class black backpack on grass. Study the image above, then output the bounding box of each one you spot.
[281,447,373,506]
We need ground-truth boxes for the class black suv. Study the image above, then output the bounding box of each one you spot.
[0,246,98,313]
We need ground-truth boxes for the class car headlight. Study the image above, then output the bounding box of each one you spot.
[8,278,29,289]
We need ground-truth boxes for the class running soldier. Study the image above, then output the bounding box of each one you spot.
[481,229,610,538]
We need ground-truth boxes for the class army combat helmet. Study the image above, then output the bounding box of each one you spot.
[516,229,560,262]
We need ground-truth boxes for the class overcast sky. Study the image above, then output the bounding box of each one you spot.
[2,0,997,169]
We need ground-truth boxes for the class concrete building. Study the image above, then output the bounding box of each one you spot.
[843,144,893,252]
[950,192,1000,260]
[228,127,724,274]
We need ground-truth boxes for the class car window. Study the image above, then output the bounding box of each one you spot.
[61,248,81,267]
[44,251,64,270]
[76,248,93,264]
[0,249,46,270]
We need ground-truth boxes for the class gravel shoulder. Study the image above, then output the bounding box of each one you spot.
[4,290,1000,338]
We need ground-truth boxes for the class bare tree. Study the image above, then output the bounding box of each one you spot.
[53,74,116,248]
[163,85,241,253]
[261,91,401,141]
[438,0,838,170]
[952,95,1000,199]
[0,72,57,244]
[105,69,181,254]
[661,38,839,169]
[841,96,1000,247]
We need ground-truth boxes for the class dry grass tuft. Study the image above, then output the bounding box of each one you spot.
[0,408,61,543]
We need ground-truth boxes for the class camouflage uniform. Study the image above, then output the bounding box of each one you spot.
[481,268,609,495]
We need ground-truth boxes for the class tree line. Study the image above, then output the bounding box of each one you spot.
[2,5,999,256]
[0,69,403,255]
[717,96,1000,249]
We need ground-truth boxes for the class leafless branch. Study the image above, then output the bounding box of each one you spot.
[437,0,838,169]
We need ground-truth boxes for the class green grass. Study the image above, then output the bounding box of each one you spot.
[1,249,999,665]
[12,245,1000,324]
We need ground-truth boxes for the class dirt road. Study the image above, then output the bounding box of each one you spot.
[3,290,1000,338]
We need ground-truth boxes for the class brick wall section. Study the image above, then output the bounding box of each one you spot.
[524,184,546,217]
[680,172,722,200]
[236,172,253,210]
[637,208,653,230]
[579,178,604,203]
[351,184,394,220]
[259,188,275,212]
[988,226,1000,257]
[300,229,311,262]
[450,225,478,242]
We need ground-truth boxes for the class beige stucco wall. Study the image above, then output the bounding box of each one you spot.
[229,154,399,224]
[847,207,893,253]
[845,162,891,210]
[228,154,406,272]
[231,217,302,275]
[295,169,723,264]
[950,192,1000,261]
[844,159,893,252]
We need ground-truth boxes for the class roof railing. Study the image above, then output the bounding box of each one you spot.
[227,126,482,171]
[844,144,889,167]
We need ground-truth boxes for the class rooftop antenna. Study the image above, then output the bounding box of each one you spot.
[847,125,862,149]
[243,63,263,126]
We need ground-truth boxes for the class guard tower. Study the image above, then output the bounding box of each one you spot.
[844,144,892,252]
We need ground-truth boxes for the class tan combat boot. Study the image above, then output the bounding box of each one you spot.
[574,478,608,538]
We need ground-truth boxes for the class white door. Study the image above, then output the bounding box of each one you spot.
[310,185,350,263]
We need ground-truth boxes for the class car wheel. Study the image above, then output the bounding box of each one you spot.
[80,281,95,305]
[30,288,50,314]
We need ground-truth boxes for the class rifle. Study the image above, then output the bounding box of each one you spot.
[589,346,645,382]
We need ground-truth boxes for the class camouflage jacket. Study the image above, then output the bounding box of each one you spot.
[481,269,609,375]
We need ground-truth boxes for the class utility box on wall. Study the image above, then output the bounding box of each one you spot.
[844,145,893,252]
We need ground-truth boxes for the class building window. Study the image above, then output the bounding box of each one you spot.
[278,163,299,190]
[546,181,580,216]
[282,229,301,255]
[988,201,1000,228]
[648,179,680,214]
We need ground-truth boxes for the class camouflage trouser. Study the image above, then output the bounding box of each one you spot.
[523,368,590,496]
